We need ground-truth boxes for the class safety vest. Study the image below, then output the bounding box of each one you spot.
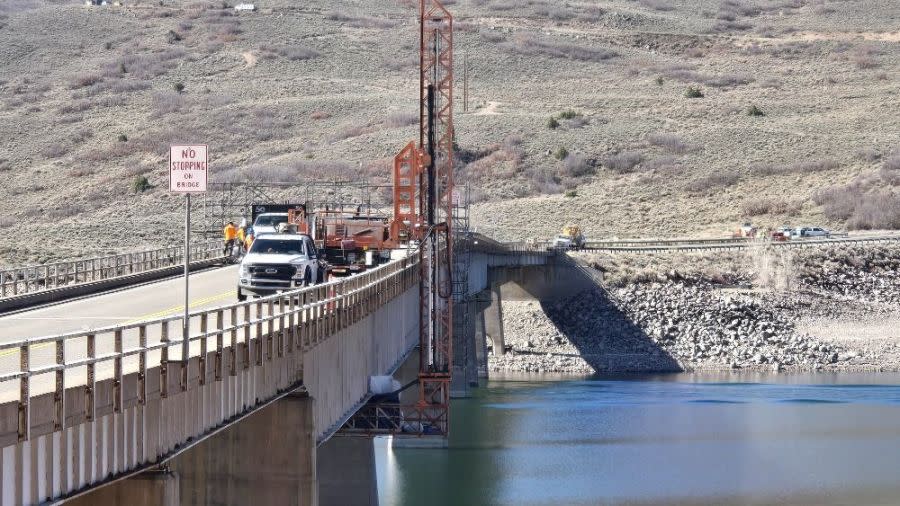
[237,228,246,242]
[245,234,254,249]
[224,225,237,240]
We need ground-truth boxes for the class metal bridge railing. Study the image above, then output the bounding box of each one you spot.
[0,240,224,300]
[0,254,420,443]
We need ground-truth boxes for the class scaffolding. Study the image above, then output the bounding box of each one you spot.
[195,181,393,236]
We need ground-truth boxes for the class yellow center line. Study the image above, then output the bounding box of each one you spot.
[123,291,233,324]
[0,290,234,359]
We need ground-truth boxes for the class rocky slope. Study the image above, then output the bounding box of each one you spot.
[490,244,900,374]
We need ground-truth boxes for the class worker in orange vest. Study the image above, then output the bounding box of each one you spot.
[244,229,255,251]
[223,221,238,256]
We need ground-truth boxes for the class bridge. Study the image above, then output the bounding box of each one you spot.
[0,236,551,505]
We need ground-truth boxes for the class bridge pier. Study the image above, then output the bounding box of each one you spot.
[69,391,317,506]
[475,310,489,379]
[318,437,378,506]
[484,286,506,357]
[451,298,479,398]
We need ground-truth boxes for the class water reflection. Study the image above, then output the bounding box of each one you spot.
[378,373,900,506]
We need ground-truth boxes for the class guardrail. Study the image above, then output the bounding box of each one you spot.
[0,240,224,307]
[580,234,900,253]
[1,253,418,444]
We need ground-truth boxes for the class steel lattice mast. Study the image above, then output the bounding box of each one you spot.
[416,0,454,436]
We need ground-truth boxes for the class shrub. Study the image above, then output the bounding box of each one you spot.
[684,171,740,192]
[655,76,664,85]
[705,73,754,88]
[385,112,417,128]
[558,110,580,120]
[554,147,569,160]
[747,104,765,117]
[41,143,68,158]
[505,33,617,62]
[685,86,703,98]
[166,30,182,43]
[562,154,593,177]
[855,148,880,163]
[741,197,800,217]
[603,151,644,173]
[132,176,151,193]
[648,133,688,154]
[750,159,838,176]
[67,73,102,90]
[118,133,128,142]
[311,110,330,120]
[884,154,900,172]
[547,117,560,129]
[173,82,185,93]
[565,189,578,198]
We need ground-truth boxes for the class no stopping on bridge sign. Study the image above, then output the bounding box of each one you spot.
[169,144,208,193]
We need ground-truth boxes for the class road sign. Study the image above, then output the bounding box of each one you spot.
[169,145,208,193]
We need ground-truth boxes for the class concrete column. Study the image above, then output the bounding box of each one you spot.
[484,286,506,356]
[465,300,478,388]
[450,298,473,398]
[72,390,318,506]
[475,310,489,379]
[68,467,180,506]
[318,437,378,506]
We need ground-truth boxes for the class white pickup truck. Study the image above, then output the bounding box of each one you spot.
[237,233,323,301]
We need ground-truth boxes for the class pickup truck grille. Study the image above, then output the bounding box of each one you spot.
[247,263,294,280]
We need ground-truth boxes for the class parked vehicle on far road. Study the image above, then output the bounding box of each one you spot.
[772,226,793,241]
[792,226,830,239]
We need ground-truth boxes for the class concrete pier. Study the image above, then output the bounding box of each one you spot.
[69,391,317,506]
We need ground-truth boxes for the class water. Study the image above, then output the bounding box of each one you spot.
[376,373,900,505]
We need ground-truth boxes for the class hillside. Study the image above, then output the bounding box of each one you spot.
[0,0,898,265]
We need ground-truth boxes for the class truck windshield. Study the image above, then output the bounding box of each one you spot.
[254,215,288,227]
[249,239,304,256]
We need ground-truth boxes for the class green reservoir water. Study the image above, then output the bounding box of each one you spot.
[376,373,900,506]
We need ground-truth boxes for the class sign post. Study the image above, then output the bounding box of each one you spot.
[169,145,208,367]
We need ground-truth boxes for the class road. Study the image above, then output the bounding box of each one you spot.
[0,266,239,402]
[0,266,238,340]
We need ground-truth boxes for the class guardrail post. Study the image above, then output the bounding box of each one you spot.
[215,309,223,381]
[160,321,169,398]
[230,306,237,376]
[277,298,285,358]
[138,325,147,405]
[18,343,29,442]
[243,304,251,370]
[300,292,310,350]
[85,333,95,422]
[0,271,5,298]
[266,300,274,361]
[55,339,65,431]
[199,313,208,386]
[255,301,263,366]
[114,329,123,413]
[287,295,295,354]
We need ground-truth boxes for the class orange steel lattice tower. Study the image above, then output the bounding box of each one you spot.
[387,0,454,436]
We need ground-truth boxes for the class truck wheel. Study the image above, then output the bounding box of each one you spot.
[237,288,247,302]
